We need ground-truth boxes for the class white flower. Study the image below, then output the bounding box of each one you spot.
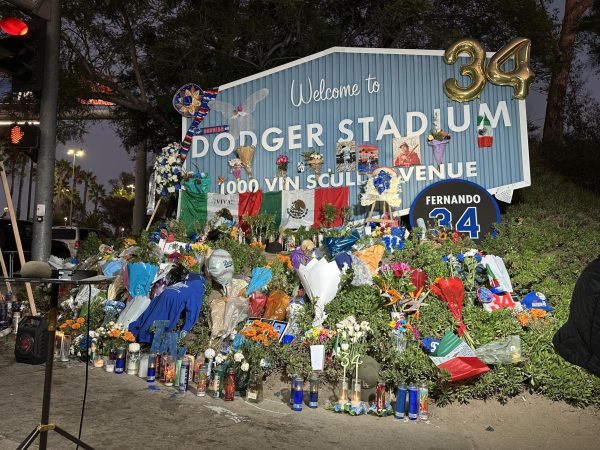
[348,328,355,337]
[464,248,478,257]
[204,348,216,359]
[360,321,369,331]
[355,331,363,339]
[341,343,349,351]
[336,321,344,330]
[234,352,244,362]
[241,361,249,372]
[342,331,348,340]
[354,323,360,332]
[108,321,115,326]
[215,354,224,364]
[260,358,268,368]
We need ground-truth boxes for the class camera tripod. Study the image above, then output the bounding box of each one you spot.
[10,279,97,450]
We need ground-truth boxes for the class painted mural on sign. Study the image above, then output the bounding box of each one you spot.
[181,47,530,220]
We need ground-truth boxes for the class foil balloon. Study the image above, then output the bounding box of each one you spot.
[443,38,487,102]
[207,249,234,287]
[486,37,535,100]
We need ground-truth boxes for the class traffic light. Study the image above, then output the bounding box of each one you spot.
[7,123,39,162]
[0,15,46,93]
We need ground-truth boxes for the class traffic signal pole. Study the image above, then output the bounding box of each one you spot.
[30,0,59,262]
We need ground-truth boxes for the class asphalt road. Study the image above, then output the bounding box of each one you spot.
[1,336,598,450]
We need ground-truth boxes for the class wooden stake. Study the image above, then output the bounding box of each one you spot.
[0,245,12,293]
[0,160,37,315]
[145,197,162,231]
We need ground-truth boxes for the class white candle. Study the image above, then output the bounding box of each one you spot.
[138,352,149,378]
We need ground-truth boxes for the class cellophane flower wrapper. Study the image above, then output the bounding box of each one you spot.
[430,277,466,336]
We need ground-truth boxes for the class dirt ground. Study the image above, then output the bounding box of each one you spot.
[1,335,599,450]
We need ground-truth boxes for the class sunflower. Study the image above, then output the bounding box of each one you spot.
[437,231,448,241]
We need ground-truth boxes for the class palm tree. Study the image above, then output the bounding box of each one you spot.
[81,170,96,212]
[88,181,106,213]
[54,159,72,212]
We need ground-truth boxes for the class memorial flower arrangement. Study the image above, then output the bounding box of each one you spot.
[59,317,86,335]
[302,151,324,175]
[229,158,243,180]
[96,322,136,352]
[276,154,289,176]
[154,142,183,196]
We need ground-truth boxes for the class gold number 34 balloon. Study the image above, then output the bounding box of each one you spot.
[443,37,535,102]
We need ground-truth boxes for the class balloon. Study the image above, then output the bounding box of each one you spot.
[207,249,234,287]
[486,37,535,100]
[443,38,487,102]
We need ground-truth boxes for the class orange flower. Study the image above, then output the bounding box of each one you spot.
[59,323,68,329]
[72,323,81,330]
[76,317,85,324]
[65,319,73,325]
[276,254,293,270]
[531,309,547,319]
[516,312,529,326]
[123,331,135,342]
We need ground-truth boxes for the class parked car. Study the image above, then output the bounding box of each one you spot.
[51,226,111,258]
[0,219,72,273]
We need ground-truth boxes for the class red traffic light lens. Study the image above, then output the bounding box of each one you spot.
[0,17,29,36]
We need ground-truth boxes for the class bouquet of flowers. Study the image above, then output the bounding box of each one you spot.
[96,322,136,353]
[154,142,183,197]
[59,317,86,335]
[375,262,417,310]
[427,112,451,166]
[240,320,279,372]
[276,154,289,177]
[442,249,486,295]
[389,312,420,353]
[302,151,324,176]
[335,316,370,385]
[303,327,336,346]
[228,158,243,180]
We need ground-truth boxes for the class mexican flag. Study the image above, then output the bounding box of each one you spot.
[180,187,348,230]
[429,331,490,381]
[477,114,493,148]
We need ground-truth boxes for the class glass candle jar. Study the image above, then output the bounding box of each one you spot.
[179,359,190,393]
[309,374,319,408]
[224,368,236,401]
[126,343,140,375]
[196,364,208,397]
[375,380,386,412]
[351,379,362,406]
[54,331,64,359]
[339,377,349,403]
[115,347,126,374]
[60,334,72,362]
[292,376,304,411]
[137,352,149,378]
[246,371,263,403]
[146,353,157,382]
[163,355,175,386]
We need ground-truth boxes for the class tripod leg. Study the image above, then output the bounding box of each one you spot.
[39,284,60,450]
[16,426,40,450]
[53,426,96,450]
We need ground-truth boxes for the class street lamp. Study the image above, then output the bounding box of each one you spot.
[127,184,135,197]
[66,148,84,226]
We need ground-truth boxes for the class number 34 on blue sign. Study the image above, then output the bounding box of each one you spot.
[409,179,501,243]
[429,207,480,239]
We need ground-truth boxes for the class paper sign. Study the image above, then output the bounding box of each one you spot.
[494,186,514,204]
[483,292,517,312]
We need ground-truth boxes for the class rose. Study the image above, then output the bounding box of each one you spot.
[234,352,244,362]
[204,348,216,359]
[341,343,349,351]
[241,362,249,372]
[215,354,224,364]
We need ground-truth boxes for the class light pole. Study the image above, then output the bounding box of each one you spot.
[67,148,84,226]
[127,184,135,198]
